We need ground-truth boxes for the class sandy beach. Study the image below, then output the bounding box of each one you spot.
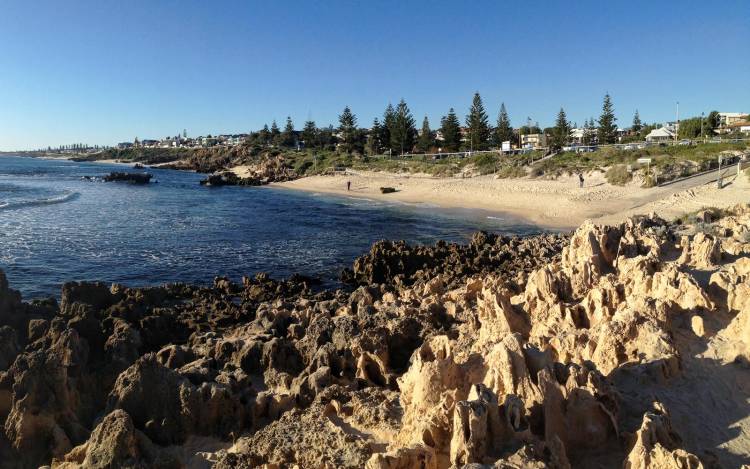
[273,169,750,229]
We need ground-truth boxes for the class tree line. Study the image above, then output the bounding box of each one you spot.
[243,93,721,155]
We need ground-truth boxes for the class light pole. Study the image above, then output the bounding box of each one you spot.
[701,112,704,142]
[675,101,679,143]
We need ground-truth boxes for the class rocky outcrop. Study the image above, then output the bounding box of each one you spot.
[341,231,567,289]
[3,204,750,468]
[52,409,180,469]
[623,404,703,469]
[102,172,152,184]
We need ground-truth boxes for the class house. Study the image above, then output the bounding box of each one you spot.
[117,142,133,149]
[520,133,546,149]
[569,128,596,144]
[718,112,749,127]
[724,120,750,134]
[645,127,675,143]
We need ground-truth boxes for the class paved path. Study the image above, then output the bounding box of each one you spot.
[623,160,748,213]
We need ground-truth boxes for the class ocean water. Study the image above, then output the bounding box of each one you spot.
[0,155,543,299]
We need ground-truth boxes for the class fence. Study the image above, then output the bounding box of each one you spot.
[366,136,750,161]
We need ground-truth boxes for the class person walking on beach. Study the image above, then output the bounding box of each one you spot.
[578,173,584,188]
[347,180,351,191]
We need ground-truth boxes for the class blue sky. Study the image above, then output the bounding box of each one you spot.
[0,0,748,150]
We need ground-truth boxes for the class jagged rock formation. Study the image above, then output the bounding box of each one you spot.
[2,205,750,468]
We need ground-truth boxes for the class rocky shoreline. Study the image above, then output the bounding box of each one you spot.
[1,207,750,468]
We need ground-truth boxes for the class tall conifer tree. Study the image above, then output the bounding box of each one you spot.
[390,99,416,155]
[494,103,513,146]
[597,94,618,144]
[440,108,461,152]
[417,116,433,152]
[465,92,490,150]
[550,107,570,150]
[632,110,642,133]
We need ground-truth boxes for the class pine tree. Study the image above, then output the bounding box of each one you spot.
[301,120,317,148]
[440,108,462,152]
[494,103,513,146]
[338,106,358,149]
[632,110,642,133]
[381,104,396,152]
[550,107,570,150]
[281,116,296,147]
[270,120,281,145]
[597,93,618,144]
[259,124,271,145]
[582,118,592,145]
[417,116,433,152]
[465,92,490,150]
[367,118,383,155]
[390,99,416,155]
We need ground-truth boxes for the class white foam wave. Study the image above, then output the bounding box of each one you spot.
[0,191,79,211]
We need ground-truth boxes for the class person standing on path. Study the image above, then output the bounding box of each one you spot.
[578,173,584,188]
[347,180,351,191]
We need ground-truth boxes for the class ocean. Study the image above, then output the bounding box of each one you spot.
[0,155,543,298]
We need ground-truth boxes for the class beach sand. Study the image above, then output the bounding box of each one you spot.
[273,169,750,229]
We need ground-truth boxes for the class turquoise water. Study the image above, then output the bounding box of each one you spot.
[0,155,542,298]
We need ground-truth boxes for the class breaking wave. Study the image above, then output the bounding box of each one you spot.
[0,191,79,211]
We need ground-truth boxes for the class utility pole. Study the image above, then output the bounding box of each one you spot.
[701,112,704,141]
[675,101,679,142]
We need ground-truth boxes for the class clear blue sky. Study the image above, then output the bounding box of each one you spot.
[1,0,748,150]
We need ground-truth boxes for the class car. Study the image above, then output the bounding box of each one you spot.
[678,139,692,146]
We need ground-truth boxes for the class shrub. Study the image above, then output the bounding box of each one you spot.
[605,165,632,186]
[693,222,714,235]
[529,165,544,178]
[641,173,656,188]
[496,165,527,178]
[296,160,313,174]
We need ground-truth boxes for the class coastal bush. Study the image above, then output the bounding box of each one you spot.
[605,165,632,186]
[641,173,656,188]
[528,162,546,177]
[495,165,527,178]
[296,160,313,174]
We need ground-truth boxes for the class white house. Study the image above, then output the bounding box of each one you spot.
[645,127,675,142]
[569,127,596,144]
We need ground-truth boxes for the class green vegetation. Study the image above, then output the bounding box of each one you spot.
[674,206,731,226]
[465,93,491,150]
[493,103,513,146]
[48,89,746,186]
[632,110,642,133]
[417,116,434,153]
[605,164,632,186]
[439,109,462,152]
[550,107,570,151]
[72,147,194,164]
[597,93,618,144]
[528,141,748,181]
